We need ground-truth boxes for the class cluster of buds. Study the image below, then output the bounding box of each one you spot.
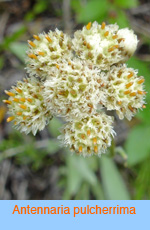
[4,21,146,157]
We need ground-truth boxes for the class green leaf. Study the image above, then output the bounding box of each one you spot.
[91,182,105,200]
[136,105,150,125]
[100,156,130,199]
[24,12,35,21]
[71,0,81,12]
[134,158,150,199]
[73,156,97,185]
[114,0,138,8]
[127,57,150,85]
[77,0,109,23]
[0,56,4,69]
[66,154,83,196]
[74,183,90,200]
[48,117,63,137]
[125,125,150,166]
[47,139,60,154]
[109,10,129,28]
[66,153,98,196]
[0,26,26,51]
[33,0,48,14]
[9,42,28,62]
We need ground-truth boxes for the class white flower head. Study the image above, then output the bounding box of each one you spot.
[4,77,53,135]
[103,64,146,120]
[43,59,106,120]
[58,113,115,157]
[25,28,73,79]
[72,21,138,69]
[117,28,138,62]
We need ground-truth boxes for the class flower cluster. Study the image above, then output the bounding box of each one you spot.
[4,21,146,157]
[43,59,106,120]
[58,113,115,157]
[4,77,52,135]
[72,22,138,69]
[102,64,145,120]
[26,29,73,79]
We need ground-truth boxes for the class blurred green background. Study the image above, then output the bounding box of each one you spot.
[0,0,150,200]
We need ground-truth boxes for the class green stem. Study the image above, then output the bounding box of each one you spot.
[115,146,128,160]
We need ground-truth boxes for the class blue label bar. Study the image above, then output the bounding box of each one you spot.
[0,200,148,229]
